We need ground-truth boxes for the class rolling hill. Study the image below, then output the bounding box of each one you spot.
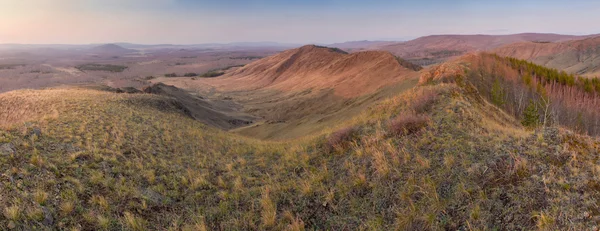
[493,36,600,77]
[327,40,398,50]
[157,45,422,139]
[2,51,600,230]
[379,33,592,65]
[200,45,419,98]
[89,44,136,55]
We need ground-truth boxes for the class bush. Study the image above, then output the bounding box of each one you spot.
[200,71,225,78]
[490,79,506,106]
[164,73,178,77]
[183,73,198,77]
[388,113,429,136]
[222,64,245,70]
[76,64,128,72]
[521,100,540,128]
[412,89,439,114]
[395,57,423,71]
[326,126,358,151]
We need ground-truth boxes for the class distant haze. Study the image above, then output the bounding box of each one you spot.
[1,0,599,44]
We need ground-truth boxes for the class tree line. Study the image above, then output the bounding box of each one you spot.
[466,53,600,136]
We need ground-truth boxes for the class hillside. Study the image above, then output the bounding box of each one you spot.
[141,83,255,129]
[380,33,589,65]
[89,44,135,55]
[155,45,421,139]
[2,58,600,229]
[327,40,397,50]
[200,45,418,98]
[493,36,600,77]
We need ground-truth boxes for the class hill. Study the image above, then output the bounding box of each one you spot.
[89,44,135,54]
[493,36,600,77]
[380,33,589,65]
[2,55,600,229]
[156,45,422,139]
[200,44,418,98]
[327,40,397,50]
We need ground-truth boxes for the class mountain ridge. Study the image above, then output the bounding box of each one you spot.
[204,45,419,98]
[377,33,598,65]
[493,36,600,77]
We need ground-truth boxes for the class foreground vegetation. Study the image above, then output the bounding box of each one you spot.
[1,54,600,229]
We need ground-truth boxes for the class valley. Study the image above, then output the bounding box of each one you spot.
[2,33,600,230]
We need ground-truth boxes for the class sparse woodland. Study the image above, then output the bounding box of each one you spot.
[464,53,600,136]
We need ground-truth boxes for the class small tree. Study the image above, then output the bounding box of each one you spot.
[490,79,505,106]
[522,100,540,128]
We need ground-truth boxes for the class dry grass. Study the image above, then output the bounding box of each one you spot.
[387,113,430,136]
[260,187,277,228]
[326,126,359,151]
[0,89,63,128]
[0,79,600,230]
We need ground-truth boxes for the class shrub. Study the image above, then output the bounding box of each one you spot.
[314,45,348,54]
[222,64,245,70]
[200,71,225,78]
[490,79,506,106]
[521,100,539,128]
[76,64,127,72]
[411,89,440,113]
[164,73,178,77]
[184,73,198,77]
[395,56,423,71]
[231,56,263,60]
[388,113,429,136]
[326,126,358,151]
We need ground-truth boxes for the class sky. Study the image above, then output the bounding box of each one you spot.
[0,0,599,44]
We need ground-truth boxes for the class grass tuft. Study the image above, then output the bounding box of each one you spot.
[260,187,277,228]
[387,113,429,136]
[326,126,359,151]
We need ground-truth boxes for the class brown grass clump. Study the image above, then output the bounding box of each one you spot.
[411,88,440,114]
[326,126,359,151]
[260,187,277,228]
[388,113,430,136]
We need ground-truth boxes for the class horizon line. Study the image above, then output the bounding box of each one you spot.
[1,32,598,46]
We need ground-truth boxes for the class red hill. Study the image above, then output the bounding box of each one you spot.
[205,45,419,97]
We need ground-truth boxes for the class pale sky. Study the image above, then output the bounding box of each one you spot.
[1,0,599,44]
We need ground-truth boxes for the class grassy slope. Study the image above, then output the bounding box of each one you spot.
[233,76,419,140]
[1,71,600,230]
